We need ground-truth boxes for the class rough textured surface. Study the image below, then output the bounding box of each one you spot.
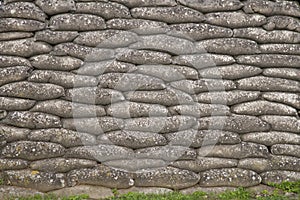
[0,0,300,196]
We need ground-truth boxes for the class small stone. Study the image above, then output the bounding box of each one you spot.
[205,12,266,28]
[0,66,32,86]
[200,168,261,187]
[131,6,204,24]
[195,91,260,105]
[1,141,65,160]
[198,115,270,134]
[260,115,299,133]
[0,97,36,111]
[135,167,200,189]
[242,132,300,146]
[0,18,45,32]
[67,165,133,188]
[237,76,300,92]
[0,81,65,100]
[30,55,83,71]
[232,100,297,116]
[263,68,300,81]
[34,30,78,45]
[76,2,130,19]
[2,170,66,192]
[36,0,76,15]
[49,14,106,31]
[197,142,269,159]
[29,128,97,148]
[0,39,51,57]
[30,158,97,173]
[233,28,300,44]
[2,111,62,129]
[178,0,243,12]
[199,64,262,79]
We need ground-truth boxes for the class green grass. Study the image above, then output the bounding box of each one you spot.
[4,181,300,200]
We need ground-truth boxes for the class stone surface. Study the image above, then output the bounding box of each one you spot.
[197,142,269,159]
[0,18,45,32]
[178,0,243,12]
[243,0,300,17]
[237,76,300,92]
[200,168,261,187]
[134,167,200,189]
[131,6,204,24]
[107,101,168,118]
[262,92,300,109]
[0,56,31,68]
[2,111,61,129]
[30,158,97,173]
[98,73,166,91]
[97,130,167,149]
[242,132,300,146]
[0,2,46,21]
[197,38,260,55]
[62,117,124,134]
[2,170,66,192]
[0,124,30,142]
[260,171,300,184]
[232,100,297,116]
[28,70,97,88]
[1,141,65,160]
[260,116,300,133]
[233,28,300,44]
[49,14,106,31]
[168,103,230,117]
[195,91,261,105]
[0,81,65,100]
[271,144,300,158]
[34,30,78,45]
[64,87,124,105]
[50,185,113,199]
[199,64,262,80]
[171,79,236,94]
[67,165,134,188]
[171,157,238,172]
[165,130,241,148]
[0,66,32,86]
[76,2,130,19]
[0,39,51,57]
[170,23,233,41]
[30,55,83,71]
[236,54,300,68]
[124,116,197,133]
[31,99,106,118]
[0,97,35,111]
[263,16,300,32]
[198,115,270,134]
[0,159,28,170]
[36,0,76,15]
[263,68,300,81]
[28,128,97,148]
[205,12,266,28]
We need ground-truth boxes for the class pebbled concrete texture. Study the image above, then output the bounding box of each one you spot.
[0,0,299,197]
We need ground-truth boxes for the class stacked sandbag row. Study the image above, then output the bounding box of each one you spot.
[0,0,299,197]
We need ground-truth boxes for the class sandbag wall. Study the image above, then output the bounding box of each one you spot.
[0,0,300,197]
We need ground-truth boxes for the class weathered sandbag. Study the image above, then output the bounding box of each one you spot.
[0,55,31,67]
[260,171,300,184]
[260,116,300,133]
[131,6,204,24]
[112,0,177,7]
[178,0,243,12]
[0,97,35,111]
[260,44,300,55]
[135,167,200,189]
[263,15,300,32]
[0,81,65,100]
[0,158,28,170]
[35,0,76,15]
[49,14,106,31]
[34,30,78,45]
[0,18,45,32]
[0,124,30,142]
[0,66,32,86]
[263,68,300,81]
[242,132,300,146]
[0,39,52,57]
[0,32,33,41]
[234,28,300,44]
[104,159,166,172]
[262,92,300,109]
[271,144,300,158]
[205,12,266,28]
[0,2,46,21]
[76,2,130,19]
